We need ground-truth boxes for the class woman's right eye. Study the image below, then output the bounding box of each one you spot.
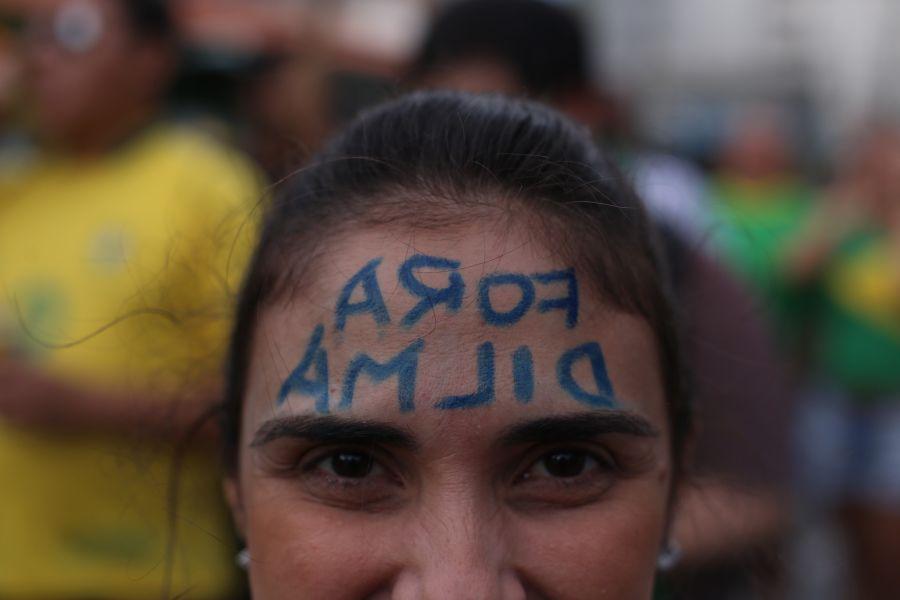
[319,450,375,479]
[296,447,404,510]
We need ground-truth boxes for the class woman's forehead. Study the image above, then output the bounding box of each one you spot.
[245,227,667,437]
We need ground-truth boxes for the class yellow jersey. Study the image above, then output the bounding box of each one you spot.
[0,124,261,598]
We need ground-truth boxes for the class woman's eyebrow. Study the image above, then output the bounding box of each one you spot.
[250,415,419,450]
[497,412,659,447]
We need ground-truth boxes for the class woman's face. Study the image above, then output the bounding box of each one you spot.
[228,223,673,599]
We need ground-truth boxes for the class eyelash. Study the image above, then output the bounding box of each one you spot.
[516,446,618,484]
[295,444,620,501]
[299,447,396,485]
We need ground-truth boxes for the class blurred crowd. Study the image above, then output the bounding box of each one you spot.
[0,0,898,599]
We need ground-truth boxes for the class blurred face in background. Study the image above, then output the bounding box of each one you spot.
[415,58,613,138]
[720,110,794,182]
[856,129,900,219]
[22,0,173,149]
[0,20,22,123]
[418,56,523,97]
[241,54,331,175]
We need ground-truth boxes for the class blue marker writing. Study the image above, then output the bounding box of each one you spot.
[533,268,579,328]
[436,342,495,409]
[557,342,615,408]
[335,258,391,331]
[341,339,425,412]
[478,273,535,327]
[278,324,330,413]
[512,345,534,403]
[398,254,465,328]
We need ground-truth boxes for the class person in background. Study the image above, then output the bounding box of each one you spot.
[0,8,26,154]
[410,0,713,246]
[238,50,331,179]
[0,0,261,597]
[409,1,793,596]
[175,0,332,179]
[785,126,900,599]
[0,12,19,127]
[707,107,817,356]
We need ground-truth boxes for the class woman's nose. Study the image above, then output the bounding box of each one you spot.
[390,568,527,600]
[388,496,528,600]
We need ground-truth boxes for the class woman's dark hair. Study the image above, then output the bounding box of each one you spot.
[410,0,589,97]
[222,91,690,476]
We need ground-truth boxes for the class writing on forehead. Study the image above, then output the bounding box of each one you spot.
[280,254,614,413]
[334,253,578,330]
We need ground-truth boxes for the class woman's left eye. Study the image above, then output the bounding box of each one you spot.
[521,449,609,482]
[510,447,618,507]
[533,450,596,479]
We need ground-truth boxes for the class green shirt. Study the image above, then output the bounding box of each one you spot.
[708,175,815,349]
[815,232,900,398]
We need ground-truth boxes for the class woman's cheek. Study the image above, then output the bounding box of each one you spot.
[245,495,401,600]
[513,497,667,599]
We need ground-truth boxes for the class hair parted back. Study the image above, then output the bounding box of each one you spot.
[222,91,690,475]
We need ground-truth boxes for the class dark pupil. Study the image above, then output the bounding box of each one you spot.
[331,452,373,478]
[544,451,587,478]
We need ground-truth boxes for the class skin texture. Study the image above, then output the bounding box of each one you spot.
[227,222,673,599]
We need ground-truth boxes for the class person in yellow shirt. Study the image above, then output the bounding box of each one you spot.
[0,1,261,597]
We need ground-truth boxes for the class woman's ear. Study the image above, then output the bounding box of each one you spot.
[223,477,247,538]
[662,437,694,556]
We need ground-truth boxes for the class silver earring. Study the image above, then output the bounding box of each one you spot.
[657,540,681,571]
[236,548,251,570]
